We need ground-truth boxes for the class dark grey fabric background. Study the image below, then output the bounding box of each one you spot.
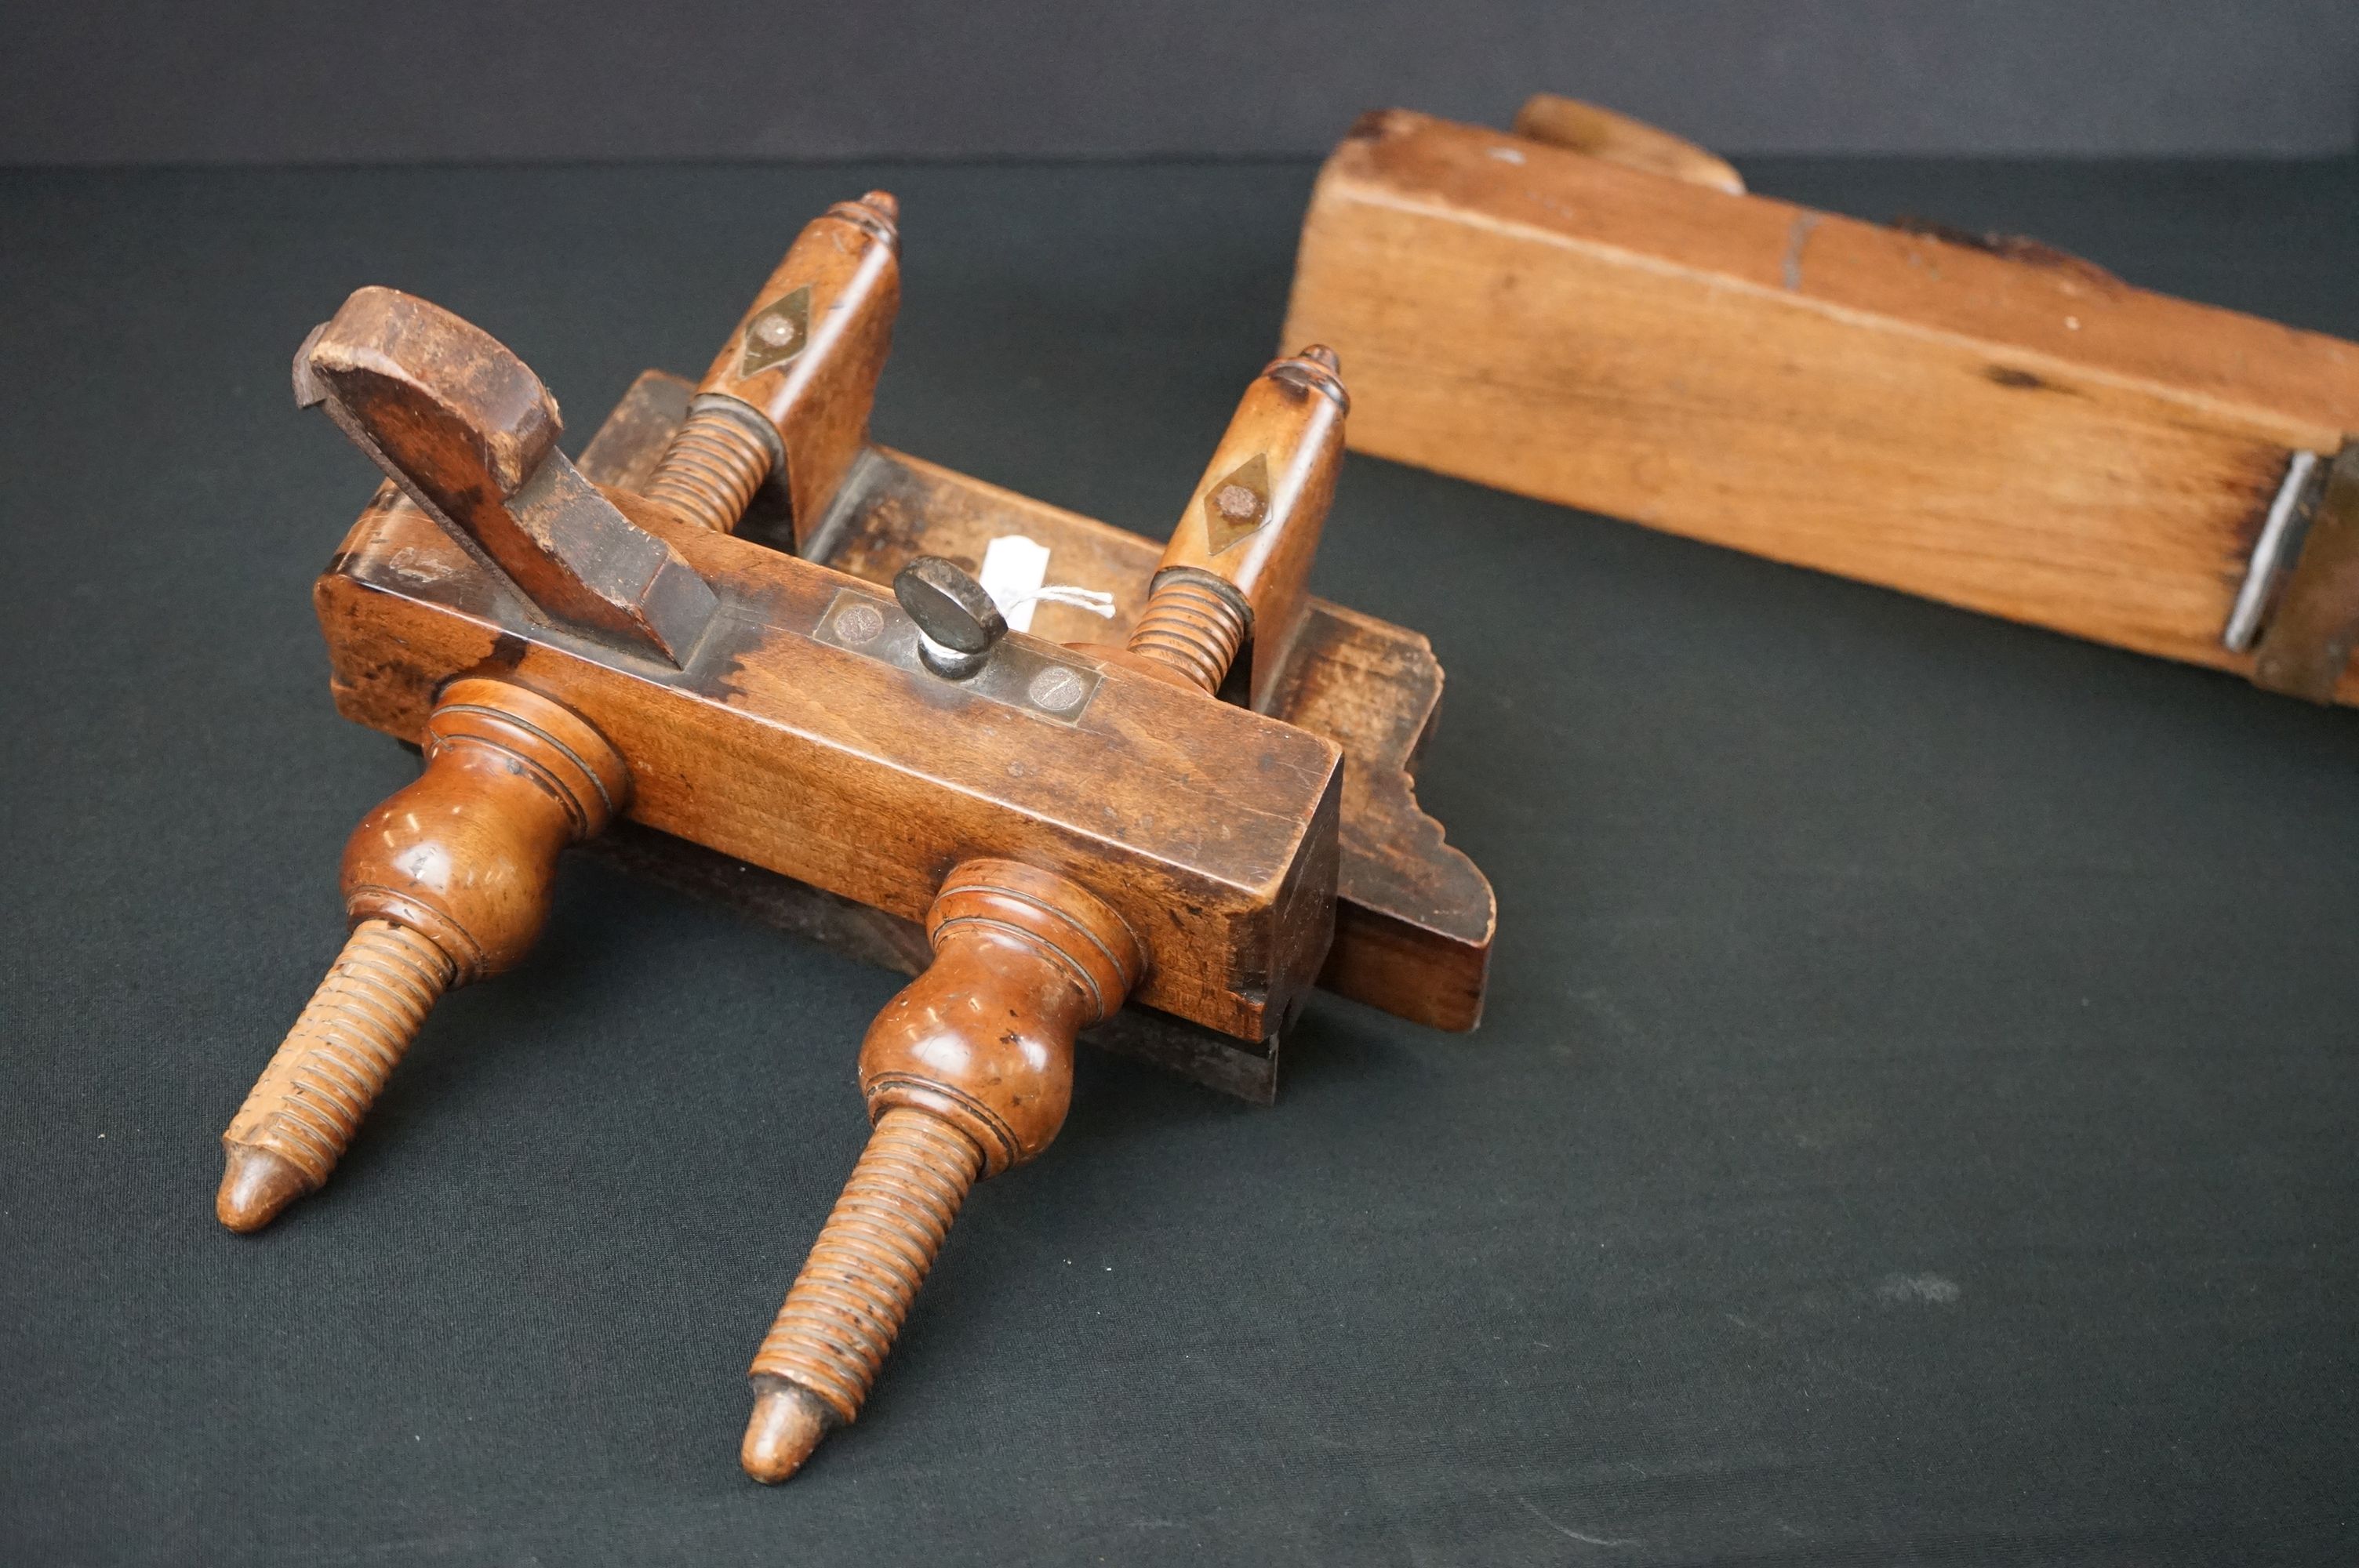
[3,151,2357,1564]
[2,0,2357,162]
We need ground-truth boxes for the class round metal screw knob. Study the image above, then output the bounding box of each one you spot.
[894,556,1006,679]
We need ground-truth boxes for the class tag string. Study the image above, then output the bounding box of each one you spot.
[1005,584,1117,620]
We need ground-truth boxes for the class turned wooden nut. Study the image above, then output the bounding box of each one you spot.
[344,677,631,981]
[216,679,628,1232]
[860,860,1142,1174]
[743,859,1142,1482]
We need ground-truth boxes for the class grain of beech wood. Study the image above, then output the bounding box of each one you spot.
[1281,102,2359,701]
[1511,92,1746,194]
[572,371,1496,1063]
[305,285,1347,1044]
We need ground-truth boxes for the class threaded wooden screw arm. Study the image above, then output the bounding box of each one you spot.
[215,679,629,1232]
[1124,346,1348,705]
[642,399,776,533]
[1125,571,1250,695]
[741,860,1143,1483]
[641,191,900,545]
[217,920,453,1227]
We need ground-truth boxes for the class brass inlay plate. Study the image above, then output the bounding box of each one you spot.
[812,588,1103,724]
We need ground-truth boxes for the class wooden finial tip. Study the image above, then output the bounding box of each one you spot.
[1298,343,1340,372]
[859,190,899,221]
[741,1382,832,1484]
[215,1144,311,1232]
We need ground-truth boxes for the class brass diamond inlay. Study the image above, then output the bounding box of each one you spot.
[1203,452,1270,555]
[738,285,812,377]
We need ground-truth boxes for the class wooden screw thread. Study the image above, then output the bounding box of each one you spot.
[747,1108,983,1434]
[215,681,627,1235]
[1125,573,1249,695]
[216,920,454,1230]
[742,861,1139,1482]
[642,405,773,532]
